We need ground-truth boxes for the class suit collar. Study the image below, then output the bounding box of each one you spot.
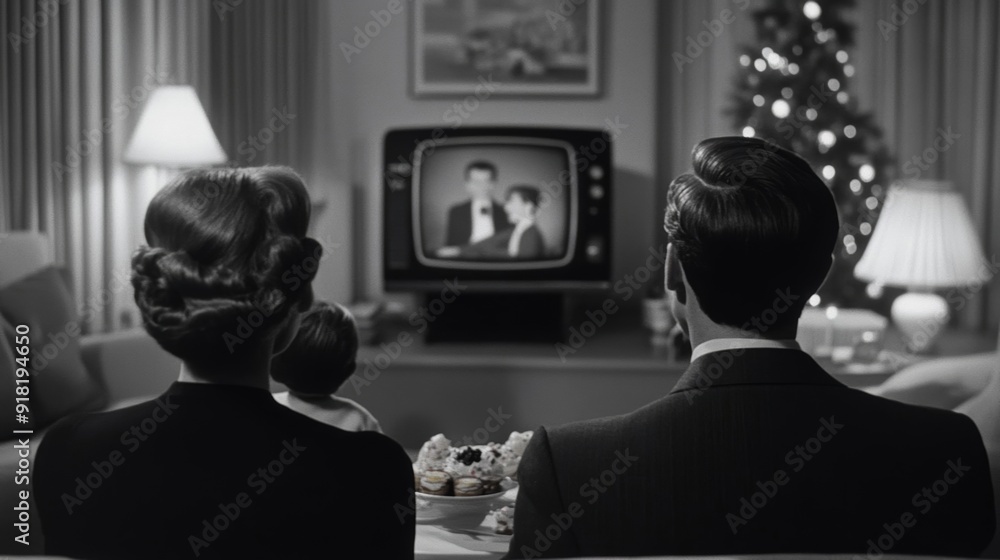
[669,348,843,395]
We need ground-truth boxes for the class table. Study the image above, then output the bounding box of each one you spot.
[414,486,515,560]
[416,523,510,559]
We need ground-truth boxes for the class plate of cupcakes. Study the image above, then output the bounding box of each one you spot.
[412,431,532,526]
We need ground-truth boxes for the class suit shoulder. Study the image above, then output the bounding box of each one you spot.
[849,389,987,445]
[42,396,165,441]
[851,388,975,425]
[298,418,407,457]
[545,413,631,447]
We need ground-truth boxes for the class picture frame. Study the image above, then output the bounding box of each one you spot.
[411,0,602,97]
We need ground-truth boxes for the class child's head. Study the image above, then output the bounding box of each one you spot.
[270,301,359,395]
[504,185,541,224]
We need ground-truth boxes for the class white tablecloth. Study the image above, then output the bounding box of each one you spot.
[415,523,510,559]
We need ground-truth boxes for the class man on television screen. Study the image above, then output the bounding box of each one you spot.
[444,160,511,247]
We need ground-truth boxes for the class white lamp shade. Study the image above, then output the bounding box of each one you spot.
[855,180,990,289]
[123,85,227,167]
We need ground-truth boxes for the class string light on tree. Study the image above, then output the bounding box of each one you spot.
[818,130,837,148]
[726,0,893,309]
[771,99,791,118]
[859,164,875,182]
[803,1,822,19]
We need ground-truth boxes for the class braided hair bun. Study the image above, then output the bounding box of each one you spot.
[132,167,321,368]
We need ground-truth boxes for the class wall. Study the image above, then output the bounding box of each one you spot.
[287,0,664,445]
[316,0,658,303]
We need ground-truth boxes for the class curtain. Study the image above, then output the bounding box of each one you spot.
[657,0,1000,331]
[1,0,210,333]
[206,0,314,172]
[854,0,1000,330]
[1,0,318,334]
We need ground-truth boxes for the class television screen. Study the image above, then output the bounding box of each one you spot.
[384,127,611,292]
[413,138,577,270]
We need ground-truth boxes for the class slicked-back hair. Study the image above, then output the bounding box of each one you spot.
[465,160,498,180]
[270,301,359,395]
[664,137,840,330]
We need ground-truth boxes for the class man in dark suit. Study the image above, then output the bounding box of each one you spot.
[506,137,996,559]
[443,160,511,247]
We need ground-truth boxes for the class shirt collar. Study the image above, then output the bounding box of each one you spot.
[670,346,841,396]
[690,338,801,363]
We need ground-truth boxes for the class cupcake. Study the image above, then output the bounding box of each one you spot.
[480,475,504,495]
[494,445,520,478]
[454,476,484,497]
[447,445,506,478]
[412,463,421,489]
[500,431,534,479]
[416,433,451,472]
[445,446,484,478]
[504,431,533,456]
[418,470,453,496]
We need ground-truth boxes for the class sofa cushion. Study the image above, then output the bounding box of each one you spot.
[0,266,106,429]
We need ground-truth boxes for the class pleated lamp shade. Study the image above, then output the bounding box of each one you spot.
[123,86,227,167]
[855,180,988,289]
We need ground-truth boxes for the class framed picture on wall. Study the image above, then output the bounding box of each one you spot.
[411,0,601,97]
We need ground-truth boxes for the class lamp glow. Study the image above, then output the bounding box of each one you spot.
[123,85,227,167]
[855,180,993,352]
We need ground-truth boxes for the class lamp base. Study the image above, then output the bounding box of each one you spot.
[891,291,950,354]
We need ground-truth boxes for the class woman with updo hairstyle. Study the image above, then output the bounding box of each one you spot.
[133,166,320,374]
[35,167,416,560]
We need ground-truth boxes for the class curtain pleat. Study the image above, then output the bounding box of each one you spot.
[872,0,1000,330]
[204,0,313,172]
[2,0,316,334]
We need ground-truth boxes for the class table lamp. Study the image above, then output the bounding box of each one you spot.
[854,180,991,353]
[123,85,227,167]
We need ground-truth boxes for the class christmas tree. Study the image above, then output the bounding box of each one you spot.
[727,0,893,309]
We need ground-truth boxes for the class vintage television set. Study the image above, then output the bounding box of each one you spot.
[383,127,612,342]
